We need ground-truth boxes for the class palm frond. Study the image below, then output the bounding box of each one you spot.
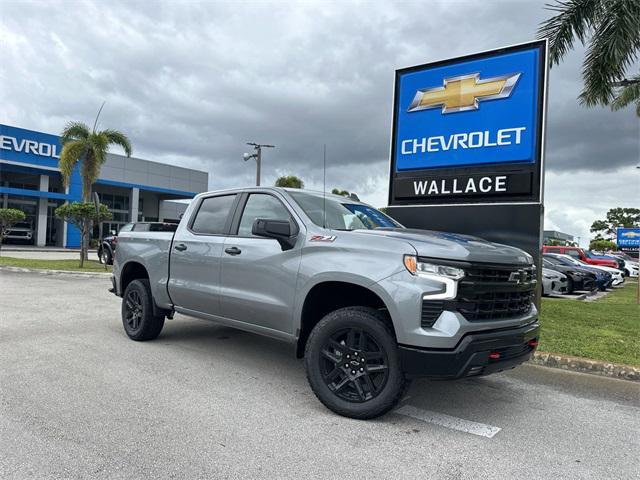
[61,121,90,144]
[611,74,640,115]
[537,0,604,65]
[81,150,102,187]
[101,129,132,157]
[89,132,109,167]
[58,140,86,187]
[579,0,640,106]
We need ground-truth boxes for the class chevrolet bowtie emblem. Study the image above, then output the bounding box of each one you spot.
[407,72,521,114]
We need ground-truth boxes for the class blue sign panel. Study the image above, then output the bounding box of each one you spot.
[0,124,63,170]
[394,47,541,171]
[617,227,640,248]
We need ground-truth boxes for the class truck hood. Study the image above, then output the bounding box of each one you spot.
[353,228,533,265]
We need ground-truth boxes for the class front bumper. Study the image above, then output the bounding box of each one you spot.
[399,321,539,379]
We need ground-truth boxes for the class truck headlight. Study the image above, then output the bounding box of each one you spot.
[404,255,465,280]
[404,255,464,301]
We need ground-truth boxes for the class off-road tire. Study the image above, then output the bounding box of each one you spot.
[304,306,407,419]
[121,279,165,341]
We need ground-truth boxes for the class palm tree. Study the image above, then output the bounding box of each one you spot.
[537,0,640,115]
[58,118,132,263]
[59,121,132,201]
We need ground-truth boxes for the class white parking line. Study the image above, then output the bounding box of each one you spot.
[395,405,501,438]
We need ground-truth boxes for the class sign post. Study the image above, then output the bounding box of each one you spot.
[386,40,548,302]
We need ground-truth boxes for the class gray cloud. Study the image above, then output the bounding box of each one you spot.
[1,0,638,242]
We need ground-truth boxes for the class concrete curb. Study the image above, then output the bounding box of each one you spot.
[531,351,640,382]
[0,265,111,278]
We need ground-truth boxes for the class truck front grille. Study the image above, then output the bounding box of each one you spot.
[450,264,536,322]
[454,290,534,321]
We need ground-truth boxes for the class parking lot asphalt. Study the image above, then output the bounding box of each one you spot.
[1,270,638,480]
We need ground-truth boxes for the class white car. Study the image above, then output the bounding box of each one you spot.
[542,268,569,296]
[611,255,639,278]
[549,254,625,286]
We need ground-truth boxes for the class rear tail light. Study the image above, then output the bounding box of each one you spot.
[488,352,501,360]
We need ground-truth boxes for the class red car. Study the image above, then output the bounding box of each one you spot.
[542,246,619,268]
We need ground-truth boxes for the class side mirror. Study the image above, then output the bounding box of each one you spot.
[252,218,296,250]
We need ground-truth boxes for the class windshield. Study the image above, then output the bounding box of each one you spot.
[289,191,403,231]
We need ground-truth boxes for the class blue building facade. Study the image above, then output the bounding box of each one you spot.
[0,124,209,248]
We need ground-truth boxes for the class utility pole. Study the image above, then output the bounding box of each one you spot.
[243,143,275,186]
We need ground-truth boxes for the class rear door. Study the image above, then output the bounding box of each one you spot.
[219,192,302,334]
[168,193,240,316]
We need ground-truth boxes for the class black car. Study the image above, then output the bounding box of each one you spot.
[98,222,178,265]
[544,254,613,291]
[542,257,597,293]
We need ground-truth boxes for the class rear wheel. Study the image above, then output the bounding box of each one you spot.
[304,306,407,419]
[102,247,113,265]
[121,279,165,341]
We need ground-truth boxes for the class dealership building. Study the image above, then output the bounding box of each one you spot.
[0,124,209,248]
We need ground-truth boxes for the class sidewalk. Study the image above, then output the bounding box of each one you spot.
[0,246,97,261]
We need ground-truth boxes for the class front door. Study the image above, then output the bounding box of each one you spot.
[168,193,239,316]
[220,192,302,334]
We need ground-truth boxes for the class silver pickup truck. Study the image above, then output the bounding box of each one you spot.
[112,187,539,419]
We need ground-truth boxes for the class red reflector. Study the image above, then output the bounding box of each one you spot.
[489,352,501,360]
[528,340,539,347]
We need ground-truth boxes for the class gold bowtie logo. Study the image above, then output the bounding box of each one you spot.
[407,72,521,114]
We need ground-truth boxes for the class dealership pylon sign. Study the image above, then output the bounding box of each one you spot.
[388,40,547,205]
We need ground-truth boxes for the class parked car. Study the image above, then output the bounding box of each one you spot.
[542,246,618,268]
[608,254,639,278]
[111,187,540,419]
[546,253,623,287]
[97,222,178,265]
[4,221,34,244]
[541,268,569,296]
[542,257,598,292]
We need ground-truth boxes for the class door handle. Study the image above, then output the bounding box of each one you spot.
[174,243,187,252]
[224,246,242,256]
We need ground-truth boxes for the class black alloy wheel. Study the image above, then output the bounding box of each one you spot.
[124,289,144,331]
[304,306,407,419]
[121,279,165,341]
[319,327,389,402]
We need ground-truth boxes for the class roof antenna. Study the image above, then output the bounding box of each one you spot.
[323,143,327,229]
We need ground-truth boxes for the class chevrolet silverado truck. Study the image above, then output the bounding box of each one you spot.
[111,187,539,419]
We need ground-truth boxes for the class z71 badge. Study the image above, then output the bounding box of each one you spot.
[310,235,336,242]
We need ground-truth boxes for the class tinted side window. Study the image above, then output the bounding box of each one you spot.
[566,250,580,258]
[238,194,291,236]
[191,195,237,235]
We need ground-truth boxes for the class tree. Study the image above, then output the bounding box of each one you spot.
[59,121,132,202]
[538,0,640,115]
[0,208,26,255]
[275,175,304,188]
[58,118,132,260]
[331,188,350,196]
[55,203,112,267]
[544,238,566,246]
[590,207,640,240]
[589,238,617,251]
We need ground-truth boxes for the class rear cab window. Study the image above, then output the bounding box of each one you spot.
[190,194,237,235]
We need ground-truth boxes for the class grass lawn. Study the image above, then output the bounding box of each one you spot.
[0,256,111,273]
[539,280,639,366]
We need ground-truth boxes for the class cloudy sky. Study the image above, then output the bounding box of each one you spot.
[1,0,638,245]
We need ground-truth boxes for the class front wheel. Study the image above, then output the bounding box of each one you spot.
[304,306,407,419]
[121,279,165,341]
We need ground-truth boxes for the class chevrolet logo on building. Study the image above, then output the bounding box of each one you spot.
[408,72,521,114]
